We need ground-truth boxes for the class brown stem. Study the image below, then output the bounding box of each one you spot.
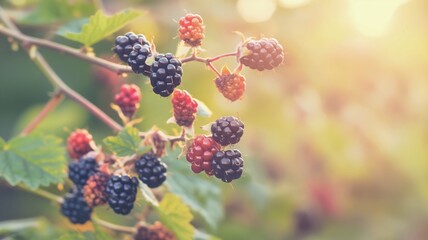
[21,91,64,136]
[0,27,132,74]
[92,215,136,234]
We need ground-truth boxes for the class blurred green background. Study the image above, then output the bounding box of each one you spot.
[1,0,428,239]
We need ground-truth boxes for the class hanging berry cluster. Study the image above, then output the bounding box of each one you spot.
[59,13,284,237]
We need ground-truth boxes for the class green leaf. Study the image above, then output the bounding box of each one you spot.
[195,99,212,117]
[62,10,142,46]
[103,127,142,156]
[20,0,96,25]
[164,150,223,229]
[139,180,160,206]
[0,134,66,189]
[157,193,194,240]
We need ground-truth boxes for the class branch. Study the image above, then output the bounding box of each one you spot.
[21,91,64,136]
[93,215,136,234]
[0,7,123,132]
[0,26,132,74]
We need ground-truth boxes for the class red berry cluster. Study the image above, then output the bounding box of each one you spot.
[171,89,198,127]
[215,67,246,102]
[178,13,205,47]
[134,221,177,240]
[186,136,221,176]
[114,84,141,119]
[67,129,95,159]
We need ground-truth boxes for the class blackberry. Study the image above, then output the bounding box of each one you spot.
[67,129,95,159]
[128,43,152,75]
[60,188,92,224]
[134,221,177,240]
[114,32,149,63]
[215,67,246,101]
[186,135,221,176]
[211,116,244,146]
[150,53,182,97]
[171,89,198,127]
[212,149,244,183]
[178,13,205,47]
[114,84,141,118]
[106,175,139,215]
[83,172,110,207]
[239,38,284,71]
[68,155,99,187]
[135,154,167,188]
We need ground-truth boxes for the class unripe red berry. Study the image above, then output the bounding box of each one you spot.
[171,89,198,127]
[186,135,221,176]
[114,84,141,118]
[215,67,246,101]
[67,129,95,159]
[178,13,205,47]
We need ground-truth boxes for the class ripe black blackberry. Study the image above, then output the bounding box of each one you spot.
[68,155,99,187]
[128,43,152,75]
[150,53,182,97]
[212,149,244,183]
[105,175,139,215]
[239,38,284,71]
[211,116,244,146]
[135,154,167,188]
[114,32,150,63]
[60,188,92,224]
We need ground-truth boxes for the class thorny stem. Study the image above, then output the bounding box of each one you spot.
[21,91,64,136]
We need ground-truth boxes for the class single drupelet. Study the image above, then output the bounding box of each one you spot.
[239,38,284,71]
[114,84,141,118]
[171,89,198,127]
[83,172,110,207]
[178,13,205,47]
[215,67,246,101]
[135,154,167,188]
[67,129,95,159]
[211,116,244,146]
[61,188,93,224]
[134,221,177,240]
[68,155,99,187]
[105,175,139,215]
[150,53,182,97]
[212,149,244,183]
[114,32,149,63]
[186,135,221,176]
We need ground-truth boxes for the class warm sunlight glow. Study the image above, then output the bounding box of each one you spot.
[278,0,311,8]
[348,0,408,37]
[237,0,277,23]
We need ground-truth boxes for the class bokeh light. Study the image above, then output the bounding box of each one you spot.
[348,0,409,37]
[236,0,277,23]
[278,0,311,8]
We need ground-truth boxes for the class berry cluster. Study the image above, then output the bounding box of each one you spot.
[150,53,183,97]
[178,13,205,47]
[238,38,284,71]
[171,89,198,127]
[135,154,167,188]
[215,67,246,102]
[134,221,177,240]
[186,116,245,182]
[114,84,141,119]
[67,129,95,159]
[105,175,139,215]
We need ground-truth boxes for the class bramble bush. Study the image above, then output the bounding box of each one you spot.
[0,6,283,240]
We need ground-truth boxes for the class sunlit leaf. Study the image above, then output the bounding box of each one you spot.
[194,98,212,117]
[0,134,66,189]
[62,10,142,46]
[103,127,142,156]
[156,193,194,240]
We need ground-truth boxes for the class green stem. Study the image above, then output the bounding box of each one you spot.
[18,185,63,204]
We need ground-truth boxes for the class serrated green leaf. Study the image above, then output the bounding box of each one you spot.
[62,10,142,46]
[103,127,141,156]
[20,0,96,25]
[139,180,160,206]
[157,193,194,240]
[0,134,66,189]
[194,99,212,117]
[164,149,223,229]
